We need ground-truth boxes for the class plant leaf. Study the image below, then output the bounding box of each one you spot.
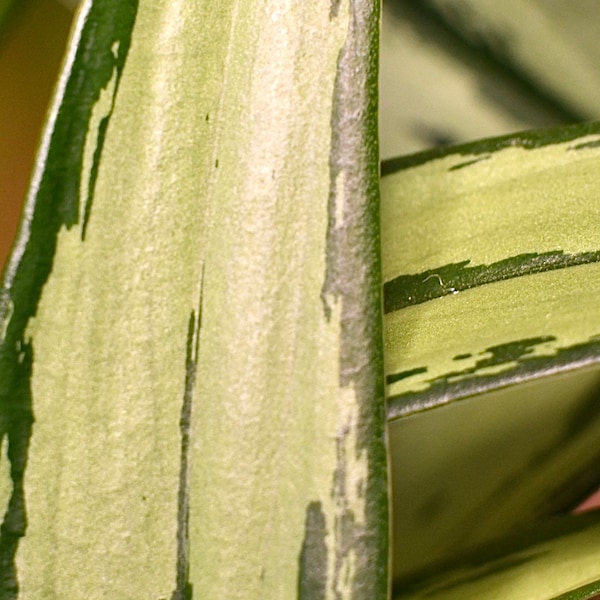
[381,123,600,583]
[421,0,600,120]
[378,1,575,159]
[551,579,600,600]
[394,511,600,600]
[0,0,387,597]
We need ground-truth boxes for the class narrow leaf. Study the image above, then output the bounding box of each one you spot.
[394,511,600,600]
[422,0,600,119]
[381,123,600,582]
[379,2,573,158]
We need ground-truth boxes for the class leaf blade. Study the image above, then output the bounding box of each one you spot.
[1,0,388,597]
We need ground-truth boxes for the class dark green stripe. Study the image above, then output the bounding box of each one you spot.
[386,366,427,386]
[551,580,600,600]
[0,3,138,596]
[0,0,139,409]
[297,501,328,600]
[387,334,600,420]
[381,120,600,176]
[320,1,388,597]
[572,140,600,151]
[384,250,600,314]
[387,335,553,393]
[448,155,491,171]
[171,273,203,600]
[82,112,108,240]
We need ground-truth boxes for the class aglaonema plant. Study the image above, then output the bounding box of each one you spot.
[0,0,388,598]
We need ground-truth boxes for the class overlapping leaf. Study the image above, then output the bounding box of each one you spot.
[381,124,600,589]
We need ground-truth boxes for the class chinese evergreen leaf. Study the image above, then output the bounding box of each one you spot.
[0,0,388,598]
[381,123,600,587]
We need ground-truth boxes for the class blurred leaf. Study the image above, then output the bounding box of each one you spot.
[423,0,600,120]
[379,1,574,158]
[394,511,600,600]
[56,0,80,10]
